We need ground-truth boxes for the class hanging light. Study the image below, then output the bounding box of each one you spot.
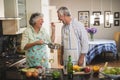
[90,0,104,24]
[100,15,104,24]
[90,0,94,24]
[109,15,113,23]
[100,0,104,24]
[90,15,95,24]
[109,0,113,24]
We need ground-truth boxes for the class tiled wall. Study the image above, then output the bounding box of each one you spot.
[0,35,22,54]
[0,36,9,53]
[0,36,3,53]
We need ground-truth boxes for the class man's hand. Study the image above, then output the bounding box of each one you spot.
[51,22,55,42]
[51,22,55,30]
[78,54,85,66]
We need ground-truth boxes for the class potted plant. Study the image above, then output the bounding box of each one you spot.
[86,27,97,41]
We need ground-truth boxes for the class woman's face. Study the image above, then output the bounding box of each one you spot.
[34,17,44,28]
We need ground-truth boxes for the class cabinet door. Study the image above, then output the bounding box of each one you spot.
[4,0,17,17]
[0,0,4,17]
[18,0,27,28]
[4,0,27,28]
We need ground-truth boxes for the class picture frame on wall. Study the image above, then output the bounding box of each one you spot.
[114,12,120,18]
[114,20,119,26]
[78,11,90,28]
[93,11,101,26]
[104,11,111,28]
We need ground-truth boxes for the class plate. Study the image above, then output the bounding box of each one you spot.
[63,68,92,75]
[20,68,38,72]
[20,68,43,74]
[100,67,120,79]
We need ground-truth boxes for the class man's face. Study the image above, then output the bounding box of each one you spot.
[57,13,66,24]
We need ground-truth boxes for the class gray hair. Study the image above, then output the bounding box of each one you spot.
[57,6,71,16]
[29,12,43,26]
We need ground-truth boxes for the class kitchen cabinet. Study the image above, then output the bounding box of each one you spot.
[0,0,4,17]
[18,0,27,28]
[1,0,27,35]
[0,18,26,35]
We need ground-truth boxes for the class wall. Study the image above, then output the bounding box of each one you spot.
[26,0,57,68]
[0,0,5,53]
[0,0,4,17]
[26,0,41,27]
[0,0,50,52]
[50,0,120,39]
[26,0,50,34]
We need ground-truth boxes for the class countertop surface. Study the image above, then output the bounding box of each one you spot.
[6,68,120,80]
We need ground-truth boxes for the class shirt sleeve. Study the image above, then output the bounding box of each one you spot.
[21,30,29,50]
[45,33,51,43]
[42,28,51,43]
[77,22,89,54]
[61,26,64,46]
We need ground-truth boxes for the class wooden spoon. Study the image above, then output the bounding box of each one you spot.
[104,62,108,69]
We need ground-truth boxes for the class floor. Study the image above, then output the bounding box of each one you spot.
[58,52,120,69]
[87,53,120,67]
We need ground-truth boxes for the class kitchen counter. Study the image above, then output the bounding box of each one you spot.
[0,54,26,80]
[3,68,120,80]
[0,54,120,80]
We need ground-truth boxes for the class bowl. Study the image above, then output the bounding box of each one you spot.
[100,67,120,79]
[47,43,60,49]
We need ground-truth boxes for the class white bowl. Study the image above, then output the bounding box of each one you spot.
[100,67,120,79]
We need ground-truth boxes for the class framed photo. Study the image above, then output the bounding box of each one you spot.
[104,11,111,28]
[78,11,90,28]
[93,11,101,26]
[114,12,120,18]
[114,20,119,26]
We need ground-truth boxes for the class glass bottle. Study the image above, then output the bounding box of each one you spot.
[67,55,73,80]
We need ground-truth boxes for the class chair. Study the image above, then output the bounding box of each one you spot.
[114,32,120,60]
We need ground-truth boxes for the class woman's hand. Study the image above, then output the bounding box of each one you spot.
[24,39,44,50]
[35,39,44,45]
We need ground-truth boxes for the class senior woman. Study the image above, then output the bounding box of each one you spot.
[21,12,55,68]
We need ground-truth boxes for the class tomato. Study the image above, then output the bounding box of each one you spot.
[84,67,91,73]
[36,66,42,69]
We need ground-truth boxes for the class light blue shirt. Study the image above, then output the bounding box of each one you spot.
[62,18,89,64]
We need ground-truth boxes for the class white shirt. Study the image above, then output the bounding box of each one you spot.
[62,18,89,65]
